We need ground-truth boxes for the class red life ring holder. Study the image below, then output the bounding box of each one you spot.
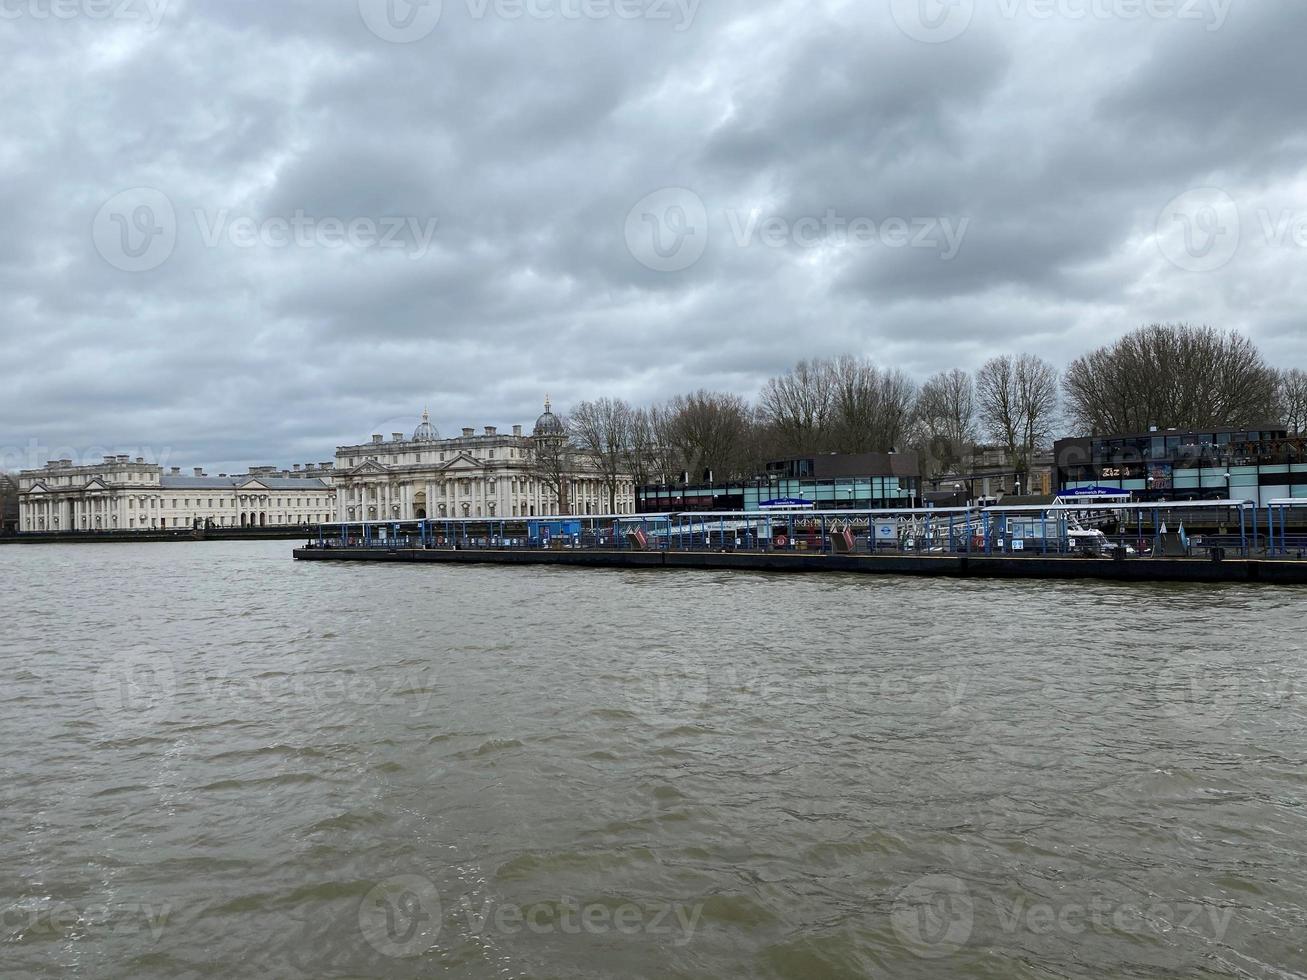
[775,534,790,548]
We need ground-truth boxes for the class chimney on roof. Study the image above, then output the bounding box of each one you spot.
[372,434,383,445]
[170,467,181,475]
[513,425,522,437]
[392,432,403,442]
[103,456,114,464]
[194,468,204,477]
[135,457,144,464]
[485,426,497,436]
[321,462,334,470]
[462,427,474,438]
[293,464,301,472]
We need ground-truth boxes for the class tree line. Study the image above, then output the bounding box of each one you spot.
[551,322,1299,511]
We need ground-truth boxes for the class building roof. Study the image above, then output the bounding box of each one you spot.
[533,396,566,437]
[159,476,330,490]
[412,409,440,442]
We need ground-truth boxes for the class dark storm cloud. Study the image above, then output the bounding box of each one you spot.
[2,0,1305,472]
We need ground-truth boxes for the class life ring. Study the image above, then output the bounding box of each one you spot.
[775,534,790,548]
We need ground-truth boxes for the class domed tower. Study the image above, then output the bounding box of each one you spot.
[533,396,566,441]
[412,409,440,442]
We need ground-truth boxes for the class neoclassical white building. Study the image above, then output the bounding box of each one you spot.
[17,456,336,533]
[335,403,637,522]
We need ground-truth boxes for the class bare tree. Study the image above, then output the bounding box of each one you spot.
[1063,323,1279,434]
[569,397,634,512]
[624,406,662,486]
[759,356,916,456]
[828,356,918,453]
[659,391,754,482]
[758,359,834,455]
[976,354,1059,479]
[0,471,17,534]
[1277,368,1307,435]
[918,368,976,473]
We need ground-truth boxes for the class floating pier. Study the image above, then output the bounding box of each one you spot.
[292,544,1307,585]
[292,499,1307,585]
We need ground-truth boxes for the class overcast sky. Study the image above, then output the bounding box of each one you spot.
[3,0,1304,473]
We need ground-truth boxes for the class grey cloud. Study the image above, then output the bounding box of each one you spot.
[3,0,1306,467]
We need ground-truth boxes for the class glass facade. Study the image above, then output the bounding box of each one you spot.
[1055,428,1307,505]
[637,475,919,514]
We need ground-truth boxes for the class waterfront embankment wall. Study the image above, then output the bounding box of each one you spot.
[292,547,1307,586]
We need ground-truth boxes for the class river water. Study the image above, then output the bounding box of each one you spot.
[2,540,1305,978]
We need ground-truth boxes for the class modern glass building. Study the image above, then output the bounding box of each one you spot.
[1054,427,1307,506]
[637,452,921,513]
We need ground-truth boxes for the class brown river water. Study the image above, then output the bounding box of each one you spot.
[2,540,1305,978]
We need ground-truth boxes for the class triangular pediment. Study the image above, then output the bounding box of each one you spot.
[350,459,391,475]
[83,478,110,492]
[237,479,270,491]
[25,482,50,494]
[441,454,482,472]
